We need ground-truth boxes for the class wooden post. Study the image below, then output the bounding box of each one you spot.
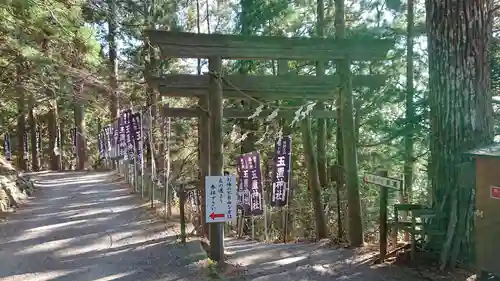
[179,184,187,243]
[401,174,410,242]
[392,206,399,246]
[97,118,102,169]
[148,107,155,209]
[379,170,389,263]
[410,210,416,261]
[277,59,291,243]
[139,112,145,199]
[208,56,224,262]
[199,93,210,237]
[163,105,172,219]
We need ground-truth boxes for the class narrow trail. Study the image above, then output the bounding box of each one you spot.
[0,171,205,281]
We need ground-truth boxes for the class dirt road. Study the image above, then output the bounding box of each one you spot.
[0,172,206,281]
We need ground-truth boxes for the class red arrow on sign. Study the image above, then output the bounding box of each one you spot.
[209,212,225,220]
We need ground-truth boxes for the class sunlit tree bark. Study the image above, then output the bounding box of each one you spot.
[427,0,493,268]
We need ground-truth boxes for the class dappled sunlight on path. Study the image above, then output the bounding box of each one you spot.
[0,171,206,281]
[223,238,446,281]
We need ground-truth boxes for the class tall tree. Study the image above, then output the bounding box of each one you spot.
[16,59,27,170]
[427,0,493,268]
[40,35,62,171]
[298,0,328,240]
[196,0,210,237]
[28,95,39,171]
[316,0,327,188]
[301,116,328,239]
[335,0,363,246]
[298,0,329,238]
[239,0,258,156]
[48,100,60,171]
[404,0,415,206]
[74,83,87,170]
[144,0,159,174]
[108,0,119,138]
[73,34,88,171]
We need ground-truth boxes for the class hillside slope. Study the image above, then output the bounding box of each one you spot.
[0,157,34,214]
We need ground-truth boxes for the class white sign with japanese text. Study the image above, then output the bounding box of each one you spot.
[205,175,237,223]
[364,174,402,190]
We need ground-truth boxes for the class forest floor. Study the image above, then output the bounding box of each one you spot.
[219,236,477,281]
[0,171,211,281]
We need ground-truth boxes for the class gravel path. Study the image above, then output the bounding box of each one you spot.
[0,171,207,281]
[223,238,438,281]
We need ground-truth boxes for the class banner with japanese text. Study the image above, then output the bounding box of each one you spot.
[102,126,111,159]
[118,110,128,158]
[71,127,77,156]
[54,127,61,156]
[271,136,292,207]
[3,133,11,161]
[141,107,151,159]
[23,132,28,160]
[35,128,41,156]
[236,151,264,216]
[111,120,119,159]
[109,125,115,159]
[98,132,105,160]
[131,112,142,165]
[123,110,134,160]
[188,189,200,207]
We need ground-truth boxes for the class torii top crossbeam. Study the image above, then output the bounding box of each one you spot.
[145,30,394,61]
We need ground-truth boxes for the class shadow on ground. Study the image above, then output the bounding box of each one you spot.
[223,237,471,281]
[0,171,207,281]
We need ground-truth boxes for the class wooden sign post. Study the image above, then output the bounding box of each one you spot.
[364,171,402,263]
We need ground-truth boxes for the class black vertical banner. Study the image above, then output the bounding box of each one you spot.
[271,136,292,207]
[23,132,28,160]
[98,132,105,160]
[36,128,41,156]
[118,110,127,158]
[236,151,264,216]
[124,110,134,160]
[106,126,112,159]
[102,126,110,159]
[71,127,77,156]
[112,121,119,159]
[132,113,142,165]
[3,133,11,161]
[236,154,250,214]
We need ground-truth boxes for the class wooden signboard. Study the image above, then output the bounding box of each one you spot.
[364,172,402,263]
[364,174,402,190]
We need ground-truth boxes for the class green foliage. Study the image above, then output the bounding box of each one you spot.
[491,43,500,97]
[0,0,106,168]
